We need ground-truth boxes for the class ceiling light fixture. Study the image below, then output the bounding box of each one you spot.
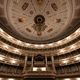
[0,28,4,33]
[39,44,45,48]
[16,40,22,44]
[3,44,9,49]
[34,44,39,47]
[7,35,13,39]
[10,59,17,64]
[48,43,53,46]
[75,28,80,35]
[75,57,80,61]
[62,60,68,64]
[70,45,77,49]
[8,78,15,80]
[64,78,71,80]
[41,67,46,71]
[0,55,4,61]
[57,41,62,44]
[66,36,71,40]
[13,49,20,53]
[25,43,31,46]
[0,78,2,80]
[59,49,65,53]
[33,67,38,71]
[76,78,80,80]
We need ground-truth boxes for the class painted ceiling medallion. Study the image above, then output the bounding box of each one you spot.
[32,15,47,36]
[18,17,25,22]
[51,3,58,11]
[22,2,29,10]
[36,0,44,5]
[6,0,73,44]
[26,28,32,33]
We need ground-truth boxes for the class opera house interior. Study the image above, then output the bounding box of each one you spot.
[0,0,80,80]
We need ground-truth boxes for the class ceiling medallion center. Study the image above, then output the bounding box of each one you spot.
[32,15,47,36]
[34,15,45,24]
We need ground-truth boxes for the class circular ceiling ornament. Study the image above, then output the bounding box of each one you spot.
[34,15,45,24]
[33,15,47,36]
[4,0,74,44]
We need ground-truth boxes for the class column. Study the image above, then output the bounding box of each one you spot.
[31,56,34,71]
[45,56,48,71]
[23,56,27,73]
[51,56,56,73]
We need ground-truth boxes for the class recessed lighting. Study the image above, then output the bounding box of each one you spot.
[0,57,4,60]
[8,78,15,80]
[59,49,65,53]
[75,28,80,35]
[64,78,70,80]
[62,60,68,64]
[16,40,22,44]
[0,28,4,33]
[25,43,31,46]
[10,59,17,64]
[3,44,9,49]
[7,35,13,39]
[33,67,38,71]
[34,45,39,47]
[39,44,45,47]
[66,36,71,40]
[41,67,46,71]
[13,49,20,53]
[48,43,53,46]
[57,41,62,44]
[75,57,80,61]
[0,78,2,80]
[70,45,76,49]
[76,78,80,80]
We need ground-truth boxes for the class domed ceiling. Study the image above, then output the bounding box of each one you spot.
[3,0,75,44]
